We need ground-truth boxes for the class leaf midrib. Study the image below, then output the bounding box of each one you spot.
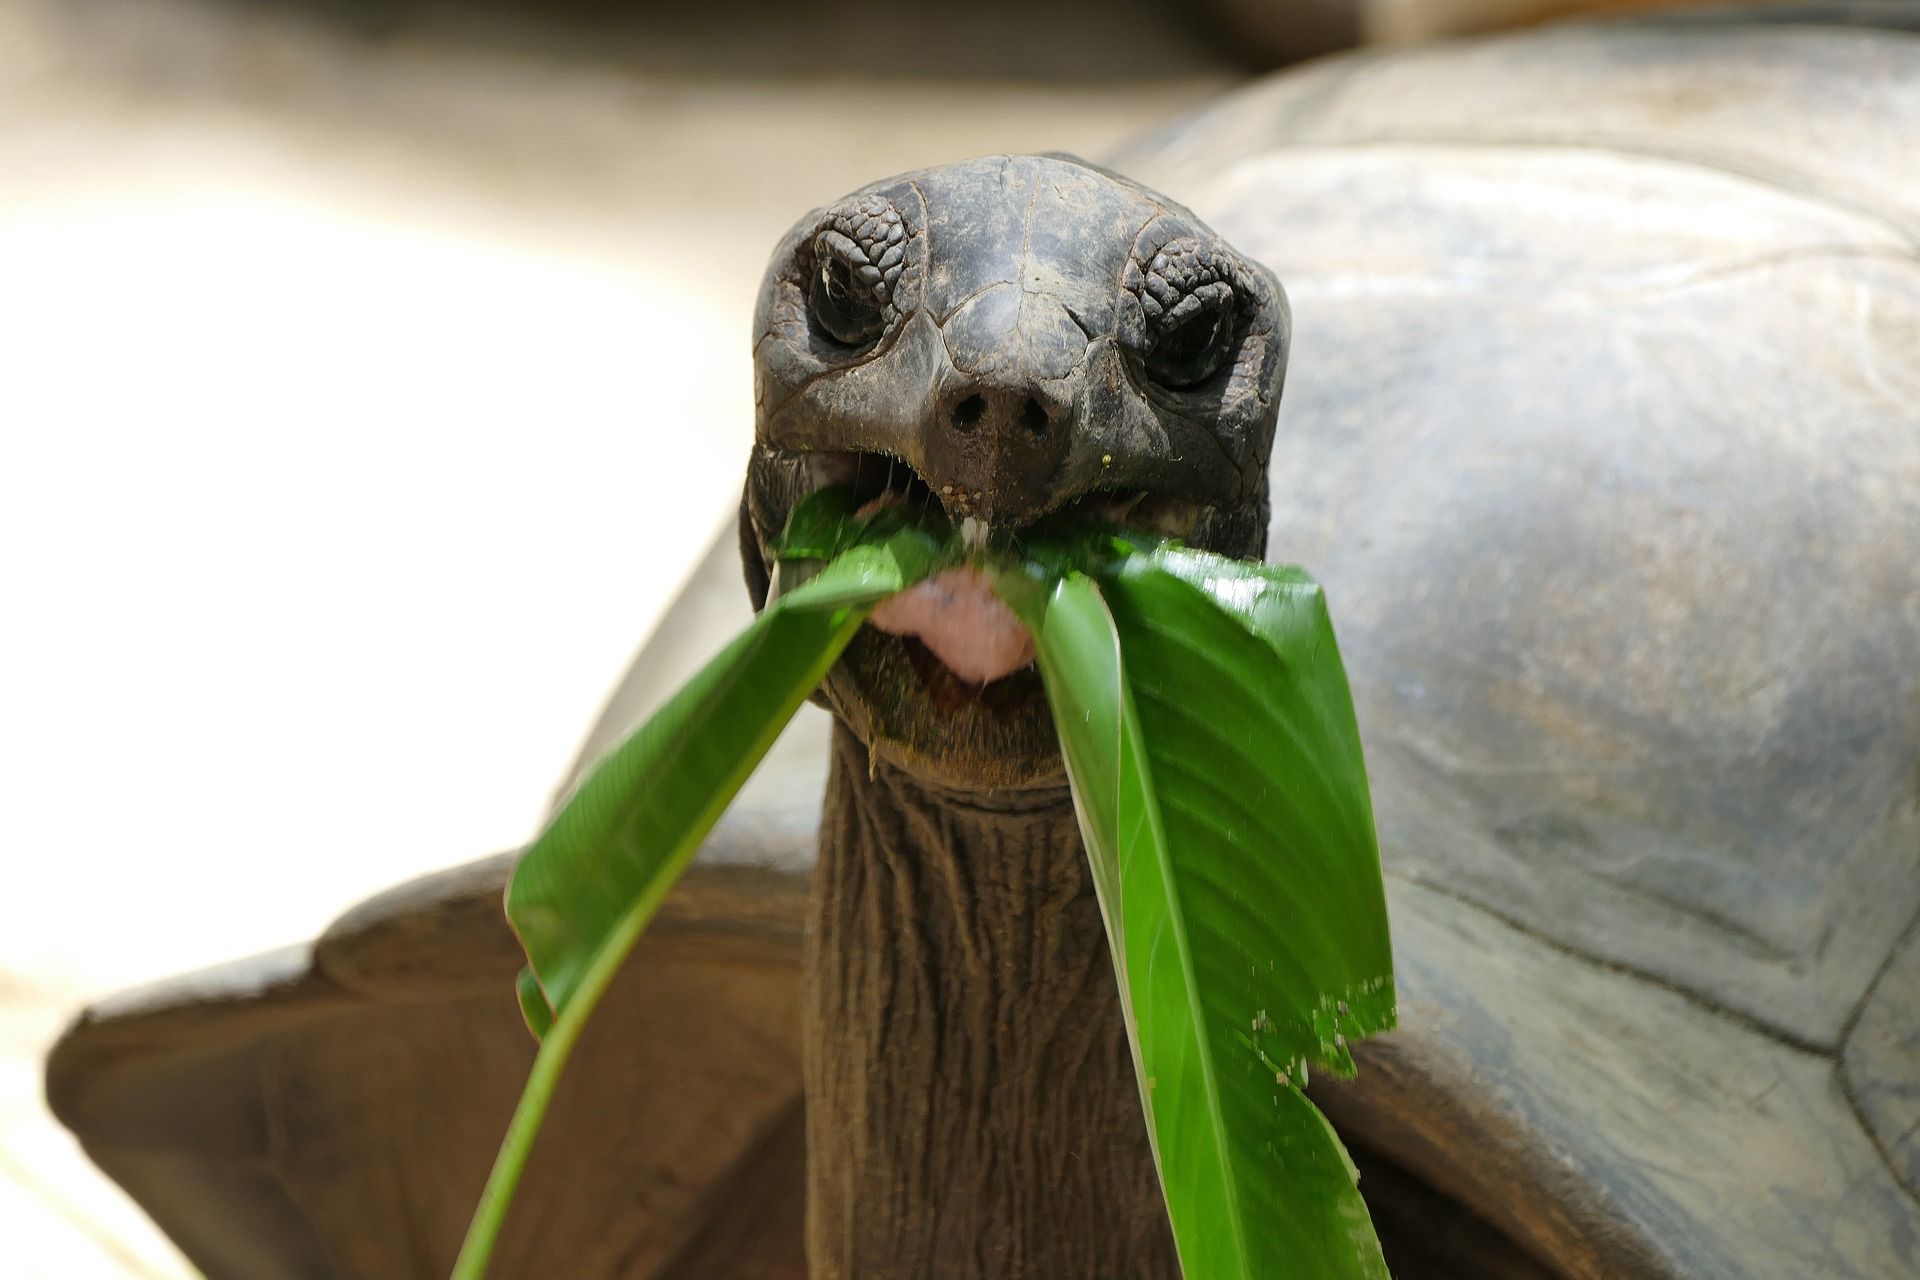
[1113,631,1255,1280]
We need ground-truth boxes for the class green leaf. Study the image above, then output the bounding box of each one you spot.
[999,544,1395,1280]
[773,489,953,599]
[514,966,553,1040]
[508,511,946,1021]
[452,494,944,1280]
[1109,543,1397,1071]
[769,482,863,560]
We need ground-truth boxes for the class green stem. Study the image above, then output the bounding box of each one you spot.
[451,603,881,1277]
[448,867,680,1279]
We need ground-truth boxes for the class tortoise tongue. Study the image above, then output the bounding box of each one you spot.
[869,566,1036,686]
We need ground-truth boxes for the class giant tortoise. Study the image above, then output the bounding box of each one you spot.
[47,10,1919,1278]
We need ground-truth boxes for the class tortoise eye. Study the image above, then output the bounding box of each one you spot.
[1146,281,1238,389]
[809,232,887,348]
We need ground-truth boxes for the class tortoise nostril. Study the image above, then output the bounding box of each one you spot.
[1019,398,1050,438]
[951,395,987,432]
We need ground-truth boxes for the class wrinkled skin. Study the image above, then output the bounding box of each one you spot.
[739,154,1288,1278]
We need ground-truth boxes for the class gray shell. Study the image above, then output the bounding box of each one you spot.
[48,14,1919,1279]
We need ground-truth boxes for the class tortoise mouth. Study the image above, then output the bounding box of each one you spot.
[796,447,1201,696]
[760,445,1221,786]
[898,633,1045,711]
[763,446,1216,786]
[788,448,1211,551]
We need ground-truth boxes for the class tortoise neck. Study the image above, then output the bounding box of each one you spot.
[803,720,1176,1279]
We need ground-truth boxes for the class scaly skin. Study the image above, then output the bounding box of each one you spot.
[808,722,1177,1278]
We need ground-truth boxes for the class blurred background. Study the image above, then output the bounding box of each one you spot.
[0,0,1782,1274]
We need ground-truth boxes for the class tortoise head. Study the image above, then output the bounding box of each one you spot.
[742,153,1289,788]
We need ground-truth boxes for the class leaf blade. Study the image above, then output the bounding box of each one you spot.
[1005,546,1395,1280]
[454,500,944,1279]
[507,517,945,1019]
